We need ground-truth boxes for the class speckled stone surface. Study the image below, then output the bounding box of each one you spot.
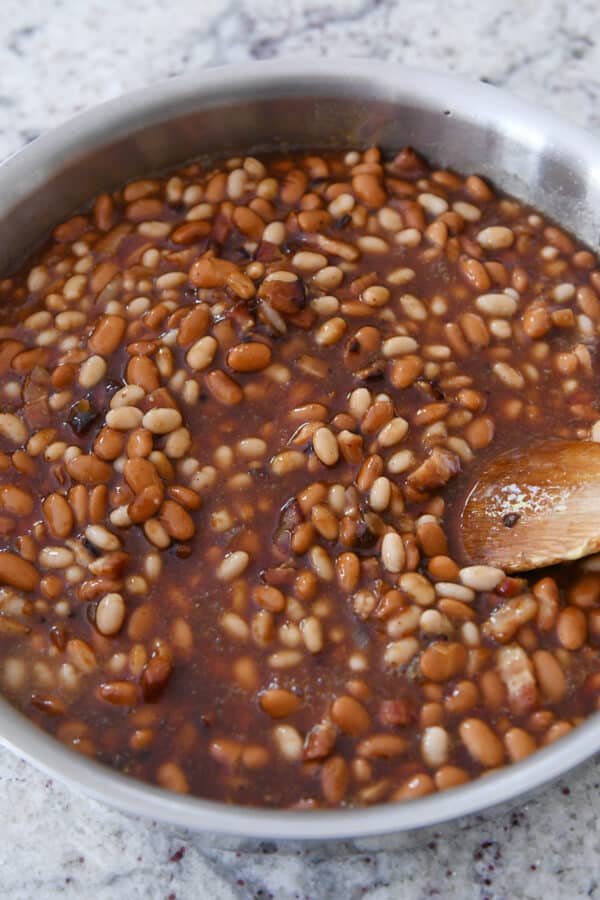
[1,1,600,897]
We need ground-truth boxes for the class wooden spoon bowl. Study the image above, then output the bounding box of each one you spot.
[461,439,600,573]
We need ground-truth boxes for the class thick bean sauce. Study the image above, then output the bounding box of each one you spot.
[0,146,599,807]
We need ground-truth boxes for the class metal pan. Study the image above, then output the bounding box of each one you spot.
[1,59,599,839]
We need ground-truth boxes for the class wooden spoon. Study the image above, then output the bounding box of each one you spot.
[461,439,600,573]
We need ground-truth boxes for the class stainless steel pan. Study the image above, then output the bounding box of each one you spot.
[1,59,599,839]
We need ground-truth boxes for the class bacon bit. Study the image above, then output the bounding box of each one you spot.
[482,593,538,643]
[260,564,297,587]
[303,722,337,760]
[378,698,417,727]
[496,645,539,715]
[140,656,172,702]
[495,576,528,598]
[407,447,461,493]
[390,146,429,177]
[273,498,303,551]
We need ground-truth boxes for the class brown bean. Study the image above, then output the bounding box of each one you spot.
[444,680,479,715]
[205,370,243,405]
[428,556,460,582]
[253,585,286,612]
[299,209,332,232]
[0,551,39,591]
[419,642,467,682]
[356,734,407,757]
[362,399,392,433]
[465,415,495,449]
[460,718,504,767]
[543,721,572,745]
[389,355,423,389]
[478,669,506,709]
[204,171,227,202]
[280,168,308,205]
[64,486,85,528]
[337,430,363,464]
[129,485,164,524]
[0,341,23,376]
[589,608,600,641]
[459,257,491,291]
[259,688,301,718]
[31,695,67,717]
[504,727,536,762]
[98,681,138,706]
[54,215,87,242]
[459,312,489,347]
[528,710,555,733]
[171,220,211,245]
[127,603,155,641]
[331,695,370,735]
[126,428,153,459]
[336,552,360,592]
[352,173,387,207]
[533,650,567,702]
[523,303,551,339]
[392,773,435,800]
[434,765,469,791]
[125,197,164,221]
[160,500,195,541]
[93,193,114,231]
[89,261,119,295]
[241,744,269,770]
[233,205,264,239]
[12,347,49,373]
[0,485,34,517]
[89,485,108,523]
[311,504,339,541]
[88,315,126,355]
[140,656,172,701]
[126,355,160,392]
[321,755,349,804]
[157,761,189,794]
[124,458,161,494]
[417,522,449,557]
[94,427,124,462]
[67,638,97,673]
[227,342,272,372]
[167,485,202,511]
[12,452,35,478]
[177,305,210,346]
[568,574,600,609]
[66,455,113,484]
[557,607,587,649]
[189,256,235,289]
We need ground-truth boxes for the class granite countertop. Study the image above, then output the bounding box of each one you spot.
[2,1,600,897]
